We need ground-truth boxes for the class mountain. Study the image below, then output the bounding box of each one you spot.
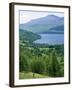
[19,29,41,42]
[22,15,60,25]
[20,15,64,33]
[50,25,64,31]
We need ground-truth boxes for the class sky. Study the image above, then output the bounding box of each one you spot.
[19,11,64,24]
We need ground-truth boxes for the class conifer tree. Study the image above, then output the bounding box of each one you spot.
[48,50,61,77]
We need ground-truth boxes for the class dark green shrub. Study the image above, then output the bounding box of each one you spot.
[19,55,29,72]
[48,50,61,77]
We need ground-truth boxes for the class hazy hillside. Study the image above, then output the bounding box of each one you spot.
[50,25,64,31]
[22,15,60,25]
[20,15,64,33]
[19,29,41,42]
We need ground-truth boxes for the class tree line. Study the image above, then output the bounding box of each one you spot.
[19,46,64,78]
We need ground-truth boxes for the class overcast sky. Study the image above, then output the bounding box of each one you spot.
[19,11,64,24]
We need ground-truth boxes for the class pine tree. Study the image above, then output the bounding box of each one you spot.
[19,55,29,72]
[48,50,61,77]
[31,56,46,78]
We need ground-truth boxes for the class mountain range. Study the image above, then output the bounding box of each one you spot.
[20,15,64,33]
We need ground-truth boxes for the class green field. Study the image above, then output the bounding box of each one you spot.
[19,72,48,79]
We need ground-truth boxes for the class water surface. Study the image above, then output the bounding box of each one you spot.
[34,33,64,45]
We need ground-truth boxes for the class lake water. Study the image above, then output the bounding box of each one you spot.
[34,33,64,45]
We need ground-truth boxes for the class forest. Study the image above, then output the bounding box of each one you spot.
[19,29,64,79]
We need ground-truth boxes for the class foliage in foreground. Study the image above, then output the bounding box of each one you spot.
[19,44,64,78]
[48,50,62,77]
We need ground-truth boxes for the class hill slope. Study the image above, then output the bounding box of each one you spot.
[19,29,41,42]
[20,15,64,33]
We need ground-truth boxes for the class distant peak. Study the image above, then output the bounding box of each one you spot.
[47,15,60,18]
